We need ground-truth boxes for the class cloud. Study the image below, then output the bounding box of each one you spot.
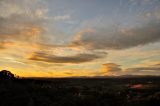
[125,62,160,73]
[126,66,160,73]
[124,67,160,75]
[102,63,122,75]
[0,41,14,49]
[0,0,48,50]
[0,43,5,49]
[154,7,160,20]
[0,0,47,17]
[101,62,160,76]
[54,15,71,21]
[71,21,160,50]
[153,63,160,67]
[29,52,106,64]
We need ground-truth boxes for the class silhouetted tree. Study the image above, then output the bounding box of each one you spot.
[0,70,15,80]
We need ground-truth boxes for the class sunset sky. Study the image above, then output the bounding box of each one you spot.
[0,0,160,77]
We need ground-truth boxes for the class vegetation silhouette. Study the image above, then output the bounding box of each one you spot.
[0,70,15,80]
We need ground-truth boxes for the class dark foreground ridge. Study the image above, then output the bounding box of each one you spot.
[0,70,160,106]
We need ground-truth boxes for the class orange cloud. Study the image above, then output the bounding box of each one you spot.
[20,26,42,37]
[102,63,122,76]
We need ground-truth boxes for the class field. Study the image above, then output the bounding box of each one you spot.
[0,76,160,106]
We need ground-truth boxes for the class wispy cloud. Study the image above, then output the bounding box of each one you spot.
[54,15,71,21]
[0,0,48,48]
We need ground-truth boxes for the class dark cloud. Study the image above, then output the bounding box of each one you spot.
[64,72,73,75]
[151,63,160,67]
[126,67,160,72]
[29,52,106,64]
[124,62,160,75]
[71,22,160,50]
[102,63,160,76]
[124,66,160,75]
[0,42,5,49]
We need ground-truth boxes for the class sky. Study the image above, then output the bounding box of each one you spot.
[0,0,160,77]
